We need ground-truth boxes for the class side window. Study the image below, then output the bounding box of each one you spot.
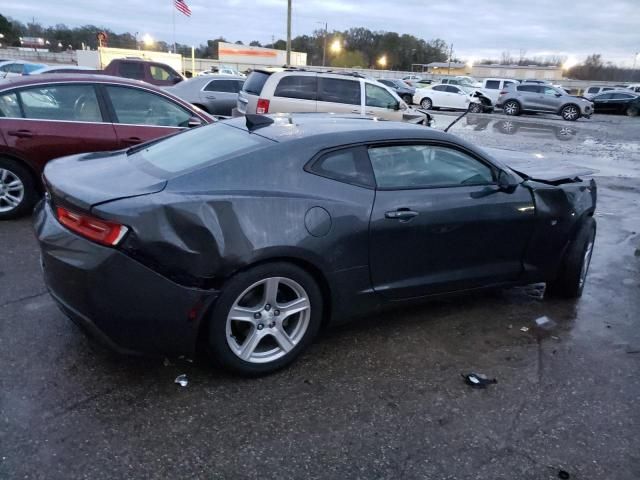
[602,87,614,92]
[379,80,393,87]
[595,93,612,100]
[19,85,103,122]
[150,65,174,81]
[517,85,539,93]
[205,79,243,93]
[542,87,558,96]
[308,147,374,188]
[485,80,500,89]
[503,81,515,87]
[611,93,633,99]
[118,62,145,80]
[0,92,22,118]
[433,85,447,92]
[587,87,599,94]
[274,76,317,100]
[368,144,495,189]
[365,83,398,109]
[318,78,361,105]
[446,86,462,94]
[10,64,24,74]
[106,86,191,127]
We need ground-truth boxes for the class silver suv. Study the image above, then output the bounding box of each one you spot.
[497,83,593,121]
[237,69,432,125]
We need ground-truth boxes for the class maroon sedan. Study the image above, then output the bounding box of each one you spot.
[0,74,213,219]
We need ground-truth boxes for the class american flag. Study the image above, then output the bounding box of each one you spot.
[174,0,192,16]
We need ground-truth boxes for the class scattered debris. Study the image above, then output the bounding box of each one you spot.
[535,316,556,329]
[178,355,194,363]
[520,326,529,332]
[551,336,560,340]
[558,470,570,479]
[507,324,513,329]
[174,374,189,387]
[461,373,497,388]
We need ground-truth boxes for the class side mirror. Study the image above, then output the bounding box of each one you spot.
[188,116,203,128]
[172,76,182,84]
[498,170,518,191]
[390,102,400,111]
[555,92,562,97]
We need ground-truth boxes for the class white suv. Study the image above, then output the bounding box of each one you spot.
[237,69,432,125]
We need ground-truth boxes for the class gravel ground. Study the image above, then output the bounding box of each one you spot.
[1,112,639,480]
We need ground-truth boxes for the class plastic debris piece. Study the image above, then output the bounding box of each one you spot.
[520,326,529,332]
[174,374,189,387]
[535,316,556,329]
[558,470,570,479]
[461,373,497,388]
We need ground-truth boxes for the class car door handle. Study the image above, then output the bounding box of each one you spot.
[365,110,375,115]
[351,109,361,113]
[385,209,418,220]
[7,129,33,138]
[122,137,142,145]
[205,95,217,99]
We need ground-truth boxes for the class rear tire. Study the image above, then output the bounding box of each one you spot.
[546,217,596,299]
[503,100,520,116]
[0,158,38,220]
[626,106,639,117]
[402,94,413,105]
[469,102,482,113]
[207,262,323,376]
[420,98,433,110]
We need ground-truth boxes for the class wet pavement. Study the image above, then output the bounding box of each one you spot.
[1,113,639,479]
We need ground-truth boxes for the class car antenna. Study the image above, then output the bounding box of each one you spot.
[444,106,472,133]
[245,114,274,132]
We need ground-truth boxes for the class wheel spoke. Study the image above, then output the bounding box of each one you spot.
[228,305,259,324]
[272,329,295,353]
[279,296,310,319]
[6,180,22,190]
[239,330,262,360]
[0,169,7,182]
[5,194,20,207]
[263,277,279,306]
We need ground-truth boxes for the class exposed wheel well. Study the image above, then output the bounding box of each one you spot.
[194,256,333,359]
[0,154,42,193]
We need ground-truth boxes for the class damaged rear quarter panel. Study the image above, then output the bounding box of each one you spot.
[524,177,597,278]
[93,142,375,288]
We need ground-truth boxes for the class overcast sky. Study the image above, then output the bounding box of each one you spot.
[3,0,639,66]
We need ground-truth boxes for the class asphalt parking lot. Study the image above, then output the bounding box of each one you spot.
[1,112,639,480]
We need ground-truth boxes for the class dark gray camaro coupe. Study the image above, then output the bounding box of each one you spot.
[35,114,597,375]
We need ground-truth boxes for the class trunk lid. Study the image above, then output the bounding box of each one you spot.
[44,149,167,212]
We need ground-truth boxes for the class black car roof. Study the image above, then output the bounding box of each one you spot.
[224,113,454,144]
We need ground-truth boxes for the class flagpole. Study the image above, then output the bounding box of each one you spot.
[172,0,176,53]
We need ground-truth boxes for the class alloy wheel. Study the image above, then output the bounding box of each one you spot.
[469,103,482,113]
[226,276,311,364]
[421,98,432,109]
[0,168,24,213]
[562,105,579,120]
[504,101,518,115]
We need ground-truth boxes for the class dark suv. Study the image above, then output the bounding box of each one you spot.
[497,84,594,121]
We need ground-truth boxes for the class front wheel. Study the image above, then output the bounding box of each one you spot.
[420,97,433,110]
[402,94,413,105]
[207,262,323,375]
[626,106,639,117]
[469,102,482,113]
[561,104,580,121]
[546,217,596,299]
[0,158,38,220]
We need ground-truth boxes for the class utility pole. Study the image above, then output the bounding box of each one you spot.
[447,43,453,75]
[286,0,292,66]
[322,22,328,67]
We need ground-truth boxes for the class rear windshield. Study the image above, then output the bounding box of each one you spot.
[130,123,271,174]
[243,71,271,95]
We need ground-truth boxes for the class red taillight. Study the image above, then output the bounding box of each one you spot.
[256,98,270,114]
[56,207,128,247]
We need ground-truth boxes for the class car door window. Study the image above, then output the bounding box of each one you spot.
[150,65,174,81]
[205,79,243,93]
[504,81,515,87]
[595,93,613,100]
[446,86,462,94]
[485,80,500,89]
[308,147,374,188]
[365,83,398,109]
[542,87,558,96]
[9,64,24,74]
[318,78,361,105]
[19,84,103,122]
[517,85,540,93]
[274,76,317,100]
[368,144,494,189]
[0,92,22,118]
[611,93,634,99]
[106,86,191,127]
[432,85,447,92]
[119,62,145,80]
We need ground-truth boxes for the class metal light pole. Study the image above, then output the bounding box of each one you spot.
[317,22,328,67]
[286,0,292,66]
[447,43,454,75]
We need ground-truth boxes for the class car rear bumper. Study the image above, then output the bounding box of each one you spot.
[34,201,219,357]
